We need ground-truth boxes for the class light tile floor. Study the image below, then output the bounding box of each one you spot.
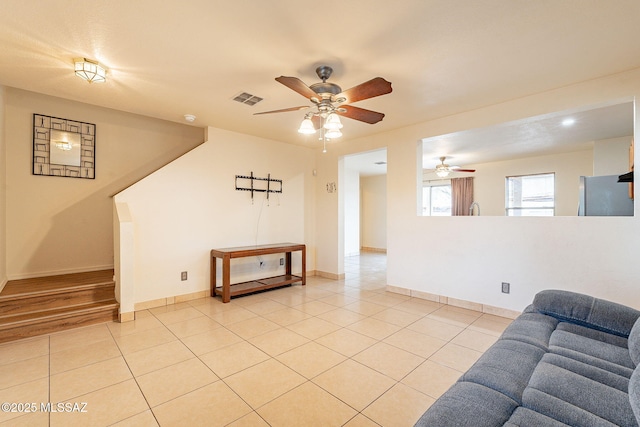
[0,253,512,426]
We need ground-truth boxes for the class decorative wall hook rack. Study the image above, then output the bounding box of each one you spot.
[235,171,282,201]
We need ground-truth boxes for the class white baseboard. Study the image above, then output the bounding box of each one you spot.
[315,270,346,280]
[132,290,209,313]
[121,291,210,322]
[360,247,387,253]
[386,285,521,319]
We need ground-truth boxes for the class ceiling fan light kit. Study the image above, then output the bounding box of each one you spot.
[325,128,342,139]
[432,156,476,178]
[324,113,343,130]
[256,65,392,151]
[297,117,316,134]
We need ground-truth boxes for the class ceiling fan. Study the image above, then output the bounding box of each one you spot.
[430,156,476,178]
[254,65,392,136]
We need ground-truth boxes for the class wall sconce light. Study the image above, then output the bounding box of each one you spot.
[74,58,107,83]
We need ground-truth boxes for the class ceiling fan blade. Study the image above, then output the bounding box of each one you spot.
[452,168,476,173]
[275,76,319,101]
[337,77,392,104]
[253,106,309,115]
[337,105,385,124]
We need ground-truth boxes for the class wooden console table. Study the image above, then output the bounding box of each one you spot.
[210,243,306,303]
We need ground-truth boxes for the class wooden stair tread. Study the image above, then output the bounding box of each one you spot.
[0,281,115,302]
[0,270,119,343]
[0,300,118,325]
[1,270,114,297]
[0,300,119,344]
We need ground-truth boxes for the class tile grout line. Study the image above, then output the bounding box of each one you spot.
[106,319,160,426]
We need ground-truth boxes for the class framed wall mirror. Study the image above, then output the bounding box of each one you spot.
[33,114,95,179]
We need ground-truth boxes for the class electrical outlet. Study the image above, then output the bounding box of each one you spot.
[280,258,284,266]
[501,282,510,294]
[181,271,188,281]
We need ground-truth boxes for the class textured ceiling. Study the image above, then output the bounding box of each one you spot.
[1,0,639,152]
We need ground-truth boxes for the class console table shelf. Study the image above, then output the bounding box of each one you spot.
[210,243,306,303]
[214,274,303,298]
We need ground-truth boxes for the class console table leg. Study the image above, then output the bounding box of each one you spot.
[222,254,231,303]
[210,255,217,297]
[302,246,306,286]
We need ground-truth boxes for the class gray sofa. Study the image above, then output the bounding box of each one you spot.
[415,290,640,426]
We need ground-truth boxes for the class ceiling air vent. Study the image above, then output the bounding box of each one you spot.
[232,92,263,106]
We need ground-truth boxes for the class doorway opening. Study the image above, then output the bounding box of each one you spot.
[340,148,387,286]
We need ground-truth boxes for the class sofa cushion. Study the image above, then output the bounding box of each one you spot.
[557,322,629,349]
[630,367,640,425]
[500,312,558,350]
[525,361,638,426]
[629,317,640,366]
[533,290,640,337]
[460,339,545,403]
[550,346,635,379]
[550,328,635,369]
[542,353,629,393]
[504,407,571,427]
[413,382,517,427]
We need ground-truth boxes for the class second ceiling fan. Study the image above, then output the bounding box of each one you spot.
[255,65,392,137]
[431,157,476,178]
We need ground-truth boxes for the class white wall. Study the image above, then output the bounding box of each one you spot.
[361,175,387,250]
[316,154,343,276]
[466,149,593,216]
[114,127,316,306]
[343,163,360,256]
[0,86,6,291]
[315,67,640,312]
[4,88,204,279]
[594,136,633,176]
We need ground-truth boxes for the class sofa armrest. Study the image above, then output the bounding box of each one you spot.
[532,290,640,338]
